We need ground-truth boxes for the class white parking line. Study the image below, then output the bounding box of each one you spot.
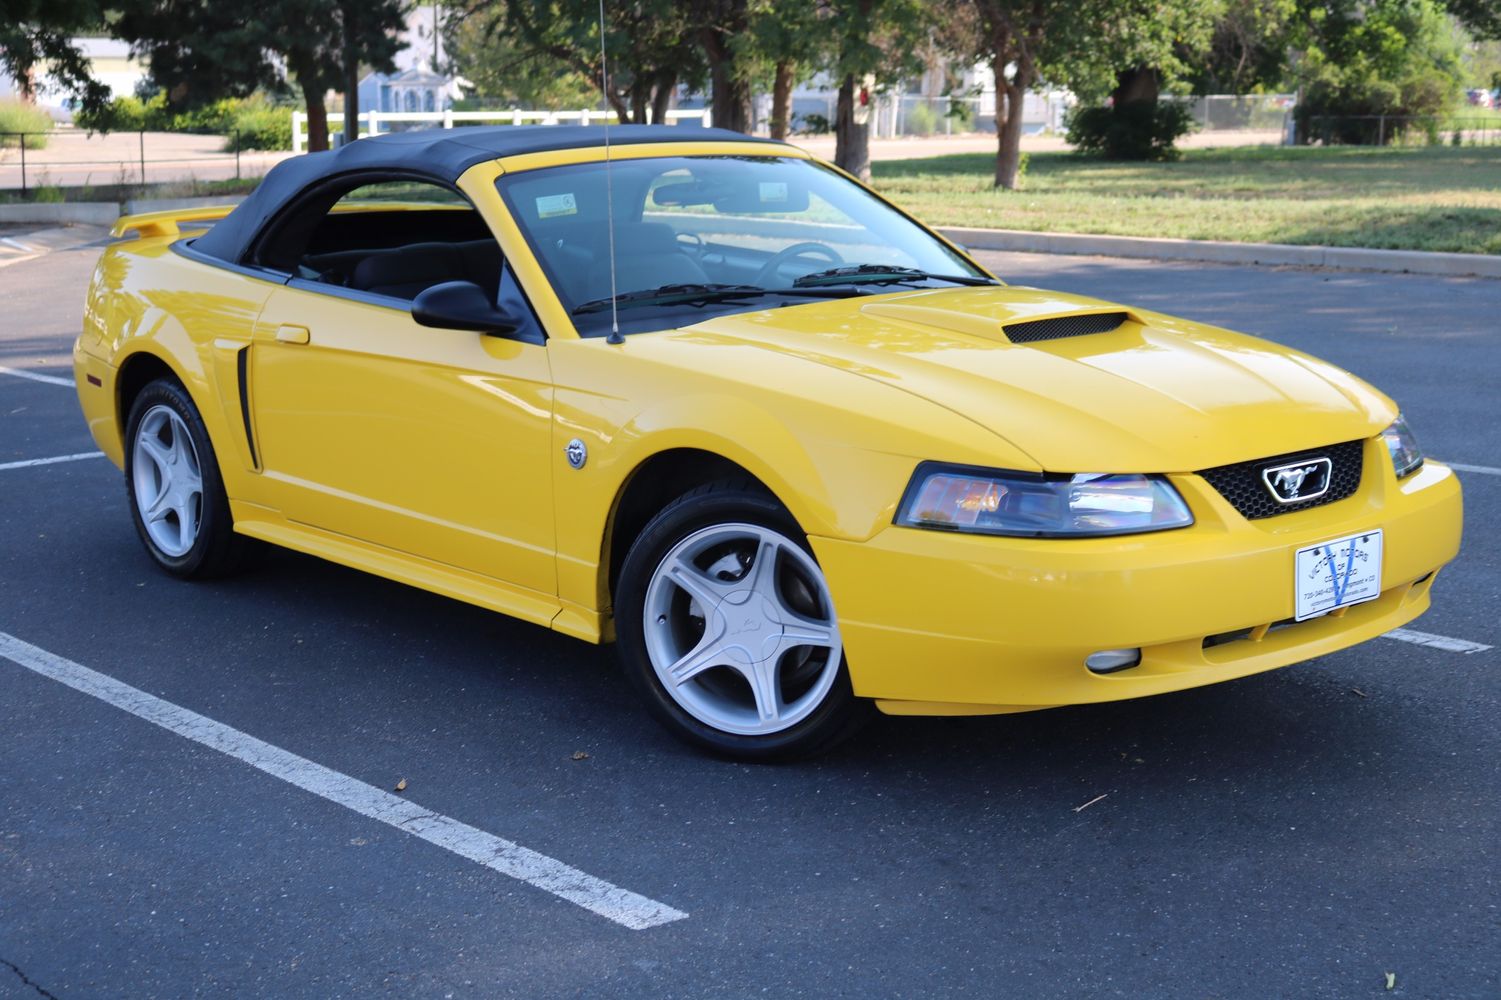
[0,365,74,388]
[0,451,105,472]
[0,631,689,931]
[0,237,36,252]
[1444,462,1501,476]
[1382,628,1493,654]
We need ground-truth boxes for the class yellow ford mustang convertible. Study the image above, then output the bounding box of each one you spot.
[75,125,1462,759]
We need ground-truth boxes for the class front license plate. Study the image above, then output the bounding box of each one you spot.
[1294,530,1384,621]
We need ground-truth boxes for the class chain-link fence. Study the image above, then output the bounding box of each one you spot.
[1164,94,1296,132]
[1299,115,1501,146]
[0,129,291,195]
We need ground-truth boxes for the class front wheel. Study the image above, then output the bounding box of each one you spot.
[614,481,868,761]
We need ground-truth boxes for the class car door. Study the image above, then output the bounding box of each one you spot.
[246,179,557,600]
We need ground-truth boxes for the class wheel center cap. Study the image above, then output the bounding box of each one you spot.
[716,590,783,662]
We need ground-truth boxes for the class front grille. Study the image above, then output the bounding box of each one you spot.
[1197,439,1365,520]
[1003,311,1128,344]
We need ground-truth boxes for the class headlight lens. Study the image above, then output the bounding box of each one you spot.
[1381,415,1424,478]
[896,464,1194,538]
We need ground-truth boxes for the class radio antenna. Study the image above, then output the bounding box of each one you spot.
[598,0,623,345]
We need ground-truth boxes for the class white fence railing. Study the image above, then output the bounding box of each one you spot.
[291,108,713,153]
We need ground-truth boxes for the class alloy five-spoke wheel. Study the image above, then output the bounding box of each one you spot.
[131,405,204,557]
[123,377,257,578]
[615,480,867,760]
[643,522,842,736]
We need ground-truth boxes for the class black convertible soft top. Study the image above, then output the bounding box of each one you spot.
[192,124,780,264]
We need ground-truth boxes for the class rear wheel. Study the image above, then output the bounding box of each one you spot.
[615,481,867,760]
[124,378,256,578]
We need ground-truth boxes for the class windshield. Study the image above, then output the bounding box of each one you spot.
[494,154,992,337]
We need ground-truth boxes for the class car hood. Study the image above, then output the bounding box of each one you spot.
[685,285,1396,472]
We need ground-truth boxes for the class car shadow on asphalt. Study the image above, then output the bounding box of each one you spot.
[229,543,1417,807]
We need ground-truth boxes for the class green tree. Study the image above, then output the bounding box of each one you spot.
[1185,0,1300,94]
[1290,0,1466,143]
[698,0,754,132]
[0,1,112,117]
[826,0,929,180]
[966,0,1218,186]
[113,0,406,151]
[1441,0,1501,39]
[487,0,705,124]
[740,0,831,139]
[441,5,596,108]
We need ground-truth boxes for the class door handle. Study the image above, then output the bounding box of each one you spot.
[275,324,311,345]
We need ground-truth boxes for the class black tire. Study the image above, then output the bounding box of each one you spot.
[614,478,870,761]
[123,377,258,579]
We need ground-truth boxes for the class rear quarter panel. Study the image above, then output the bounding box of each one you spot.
[78,235,281,489]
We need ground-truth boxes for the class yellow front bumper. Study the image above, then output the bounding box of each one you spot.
[812,448,1463,715]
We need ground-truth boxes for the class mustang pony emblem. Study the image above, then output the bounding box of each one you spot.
[1262,457,1333,504]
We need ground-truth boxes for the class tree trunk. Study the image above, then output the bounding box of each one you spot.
[303,82,330,153]
[701,21,751,133]
[993,79,1025,189]
[343,7,360,146]
[650,70,677,125]
[834,74,871,181]
[1111,66,1160,107]
[770,60,795,140]
[708,62,752,132]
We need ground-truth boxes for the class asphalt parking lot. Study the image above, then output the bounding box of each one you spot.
[1,233,1496,999]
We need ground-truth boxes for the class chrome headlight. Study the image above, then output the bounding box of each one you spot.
[896,464,1194,538]
[1381,415,1424,478]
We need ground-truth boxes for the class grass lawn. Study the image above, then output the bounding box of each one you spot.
[870,144,1501,255]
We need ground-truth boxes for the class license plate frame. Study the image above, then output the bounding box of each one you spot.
[1294,530,1384,621]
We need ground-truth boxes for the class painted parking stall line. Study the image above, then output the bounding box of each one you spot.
[0,451,105,472]
[1444,461,1501,477]
[0,631,689,931]
[1382,628,1493,654]
[0,365,74,388]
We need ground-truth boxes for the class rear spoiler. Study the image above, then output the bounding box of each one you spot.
[110,205,239,240]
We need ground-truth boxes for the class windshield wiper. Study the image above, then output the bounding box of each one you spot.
[792,264,997,288]
[572,282,863,315]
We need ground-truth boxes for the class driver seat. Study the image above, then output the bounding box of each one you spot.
[585,223,708,301]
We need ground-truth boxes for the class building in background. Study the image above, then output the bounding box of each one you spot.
[0,38,149,121]
[356,3,464,115]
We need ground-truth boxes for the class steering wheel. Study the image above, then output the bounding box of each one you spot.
[754,242,844,286]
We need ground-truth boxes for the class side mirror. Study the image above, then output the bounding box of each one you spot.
[411,280,519,334]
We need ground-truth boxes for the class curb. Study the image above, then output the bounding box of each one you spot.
[0,195,248,228]
[938,226,1501,279]
[0,202,120,226]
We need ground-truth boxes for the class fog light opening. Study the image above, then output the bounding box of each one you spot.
[1086,648,1141,674]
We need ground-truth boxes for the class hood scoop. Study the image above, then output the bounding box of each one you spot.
[1002,310,1129,344]
[859,293,1135,347]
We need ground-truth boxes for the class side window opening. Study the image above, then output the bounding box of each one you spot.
[285,179,503,303]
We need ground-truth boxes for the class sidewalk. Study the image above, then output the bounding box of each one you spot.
[0,125,1289,193]
[791,128,1284,162]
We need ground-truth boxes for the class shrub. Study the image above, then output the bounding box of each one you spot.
[945,96,976,131]
[796,112,832,135]
[905,101,938,136]
[32,184,64,203]
[1065,102,1195,161]
[222,99,293,151]
[74,91,292,150]
[0,100,55,149]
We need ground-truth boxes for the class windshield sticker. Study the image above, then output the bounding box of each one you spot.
[758,181,788,204]
[536,193,578,218]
